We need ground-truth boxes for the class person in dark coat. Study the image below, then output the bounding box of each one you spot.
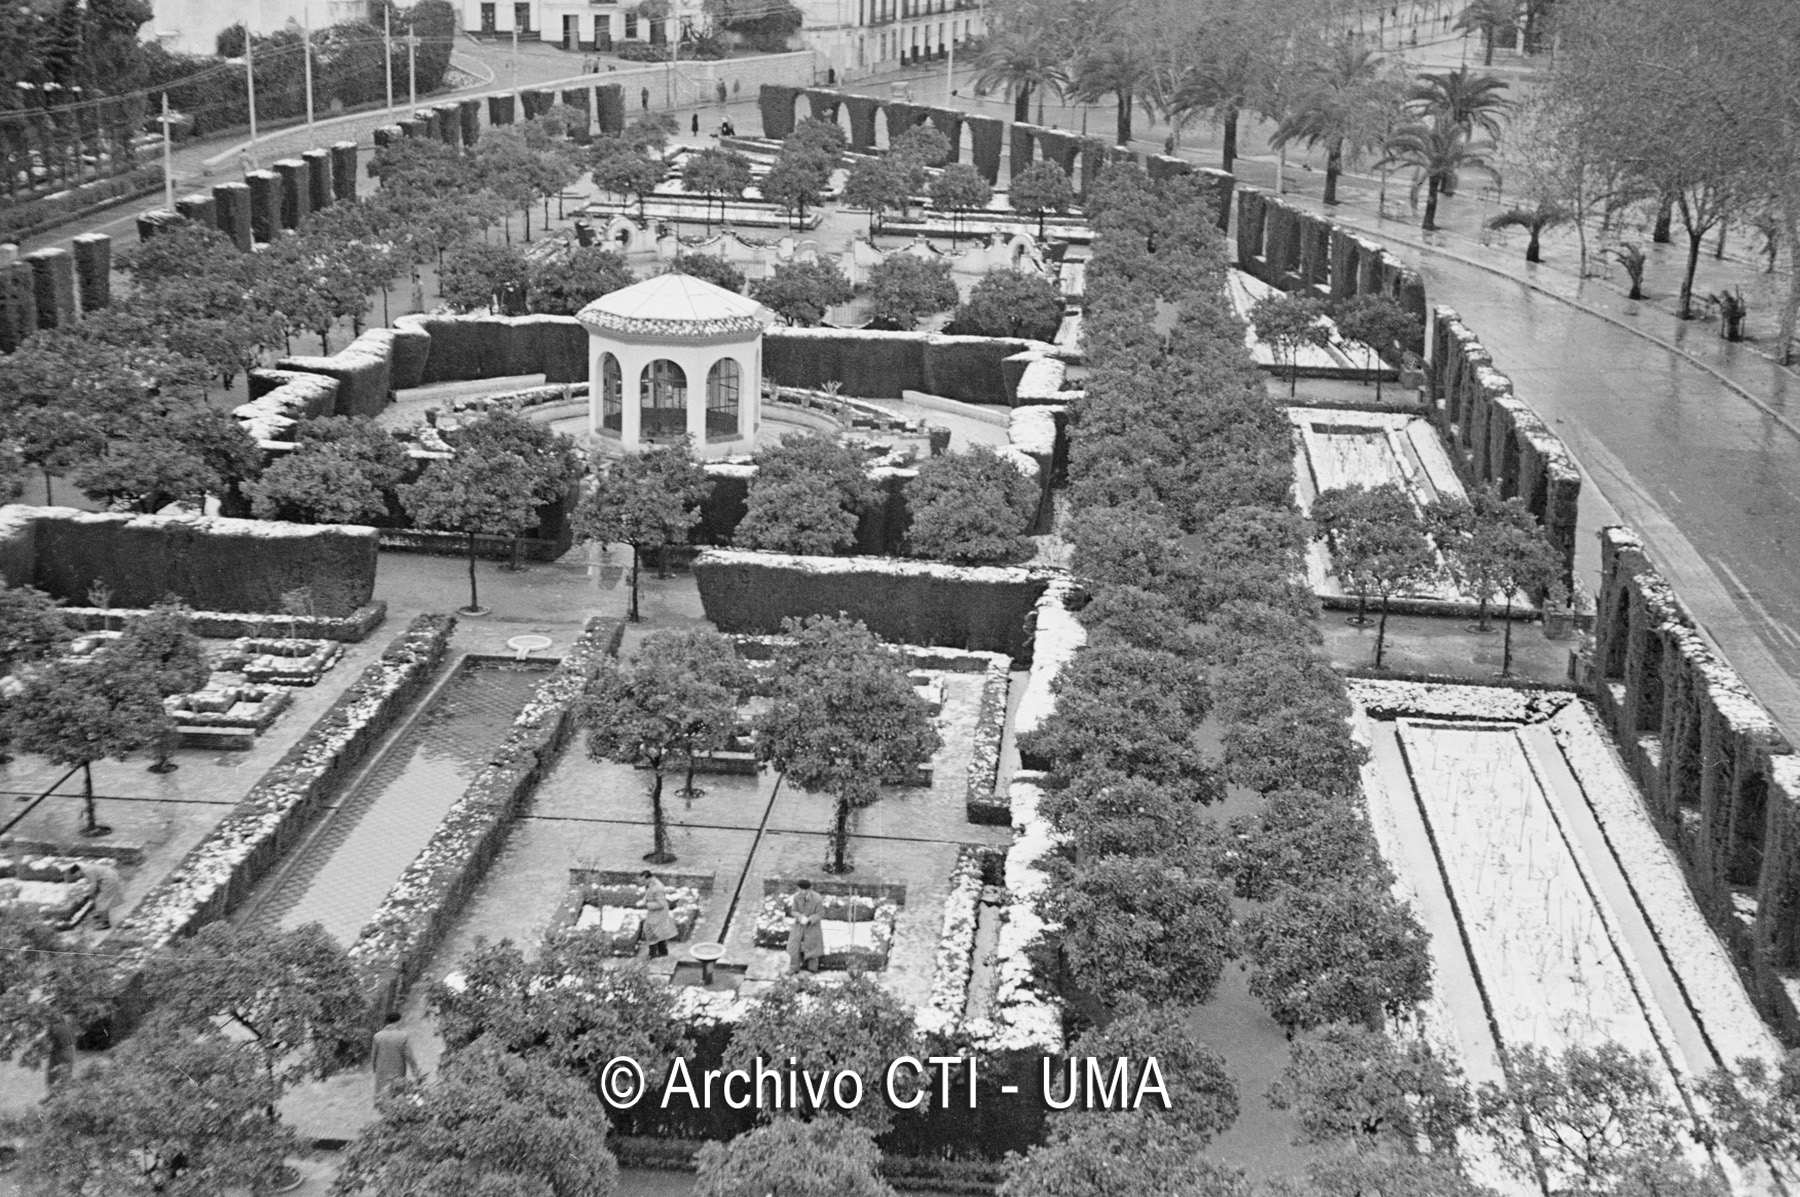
[691,112,700,134]
[371,1011,419,1097]
[642,870,679,957]
[79,861,123,930]
[787,879,824,973]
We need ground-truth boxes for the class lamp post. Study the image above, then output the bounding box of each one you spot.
[302,5,315,129]
[156,92,191,213]
[384,4,394,112]
[227,39,257,156]
[405,25,421,110]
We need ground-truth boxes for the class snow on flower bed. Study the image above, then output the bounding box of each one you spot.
[751,892,900,971]
[1547,701,1784,1067]
[926,846,991,1022]
[964,657,1012,825]
[348,619,621,1004]
[1347,677,1574,725]
[118,614,454,953]
[1397,720,1683,1077]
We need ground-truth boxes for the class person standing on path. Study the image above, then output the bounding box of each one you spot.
[691,112,700,135]
[371,1012,419,1098]
[787,879,824,974]
[80,861,123,931]
[641,870,679,958]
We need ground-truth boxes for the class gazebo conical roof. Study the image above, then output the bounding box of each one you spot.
[575,272,772,339]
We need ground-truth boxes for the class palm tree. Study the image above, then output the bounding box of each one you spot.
[1453,0,1514,66]
[1269,38,1397,206]
[1487,200,1570,262]
[1378,120,1500,230]
[1068,38,1159,147]
[972,24,1069,125]
[1409,68,1510,141]
[1168,46,1260,173]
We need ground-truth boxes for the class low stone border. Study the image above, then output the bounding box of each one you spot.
[60,602,387,643]
[965,658,1011,826]
[349,617,623,1016]
[117,613,455,952]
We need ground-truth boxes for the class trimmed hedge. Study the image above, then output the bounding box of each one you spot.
[118,614,454,951]
[763,329,1044,404]
[0,164,163,244]
[0,505,378,617]
[758,83,800,139]
[692,549,1050,660]
[278,327,398,419]
[394,312,587,385]
[349,619,624,1017]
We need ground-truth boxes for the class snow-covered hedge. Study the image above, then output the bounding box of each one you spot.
[1345,676,1575,724]
[119,614,455,952]
[965,657,1012,825]
[0,505,379,619]
[1013,577,1084,767]
[693,549,1053,660]
[763,327,1050,405]
[348,617,623,1015]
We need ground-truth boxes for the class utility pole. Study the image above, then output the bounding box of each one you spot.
[945,12,954,102]
[302,5,314,129]
[512,25,519,91]
[384,4,394,113]
[407,25,419,111]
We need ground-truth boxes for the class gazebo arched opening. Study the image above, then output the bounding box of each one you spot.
[640,359,688,441]
[600,352,623,436]
[706,358,741,442]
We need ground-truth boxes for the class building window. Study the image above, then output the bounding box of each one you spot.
[480,3,496,33]
[514,2,530,32]
[625,10,638,38]
[596,14,611,47]
[640,359,687,439]
[706,359,741,440]
[601,353,622,434]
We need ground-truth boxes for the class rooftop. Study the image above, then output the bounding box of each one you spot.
[575,271,773,340]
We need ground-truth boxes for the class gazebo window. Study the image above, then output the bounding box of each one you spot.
[600,353,622,435]
[706,358,741,440]
[640,359,687,440]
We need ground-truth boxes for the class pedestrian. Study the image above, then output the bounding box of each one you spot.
[641,869,678,958]
[80,861,123,931]
[692,112,700,135]
[786,879,824,974]
[641,86,650,111]
[371,1011,419,1098]
[717,80,728,104]
[720,117,735,138]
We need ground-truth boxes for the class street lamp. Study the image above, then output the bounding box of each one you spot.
[156,92,192,213]
[404,26,422,111]
[226,39,257,156]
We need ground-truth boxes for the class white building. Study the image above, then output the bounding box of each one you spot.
[793,0,985,83]
[145,0,368,56]
[462,0,697,51]
[576,273,774,458]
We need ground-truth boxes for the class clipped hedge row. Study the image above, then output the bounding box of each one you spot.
[692,550,1050,661]
[763,329,1048,405]
[349,618,624,1017]
[118,614,454,952]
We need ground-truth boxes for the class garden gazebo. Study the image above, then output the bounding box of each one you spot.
[576,273,774,458]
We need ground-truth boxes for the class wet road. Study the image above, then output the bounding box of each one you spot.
[1416,256,1800,741]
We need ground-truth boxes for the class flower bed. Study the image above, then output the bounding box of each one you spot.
[751,883,903,971]
[348,617,624,1016]
[117,614,455,954]
[1346,677,1575,724]
[925,846,1002,1021]
[964,657,1011,825]
[0,856,97,928]
[548,869,711,956]
[216,636,343,685]
[166,683,293,733]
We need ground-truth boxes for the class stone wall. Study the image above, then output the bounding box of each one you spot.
[1430,306,1581,582]
[1592,526,1800,1039]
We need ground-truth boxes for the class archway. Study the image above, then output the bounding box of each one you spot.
[640,359,688,440]
[600,352,623,435]
[707,358,741,442]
